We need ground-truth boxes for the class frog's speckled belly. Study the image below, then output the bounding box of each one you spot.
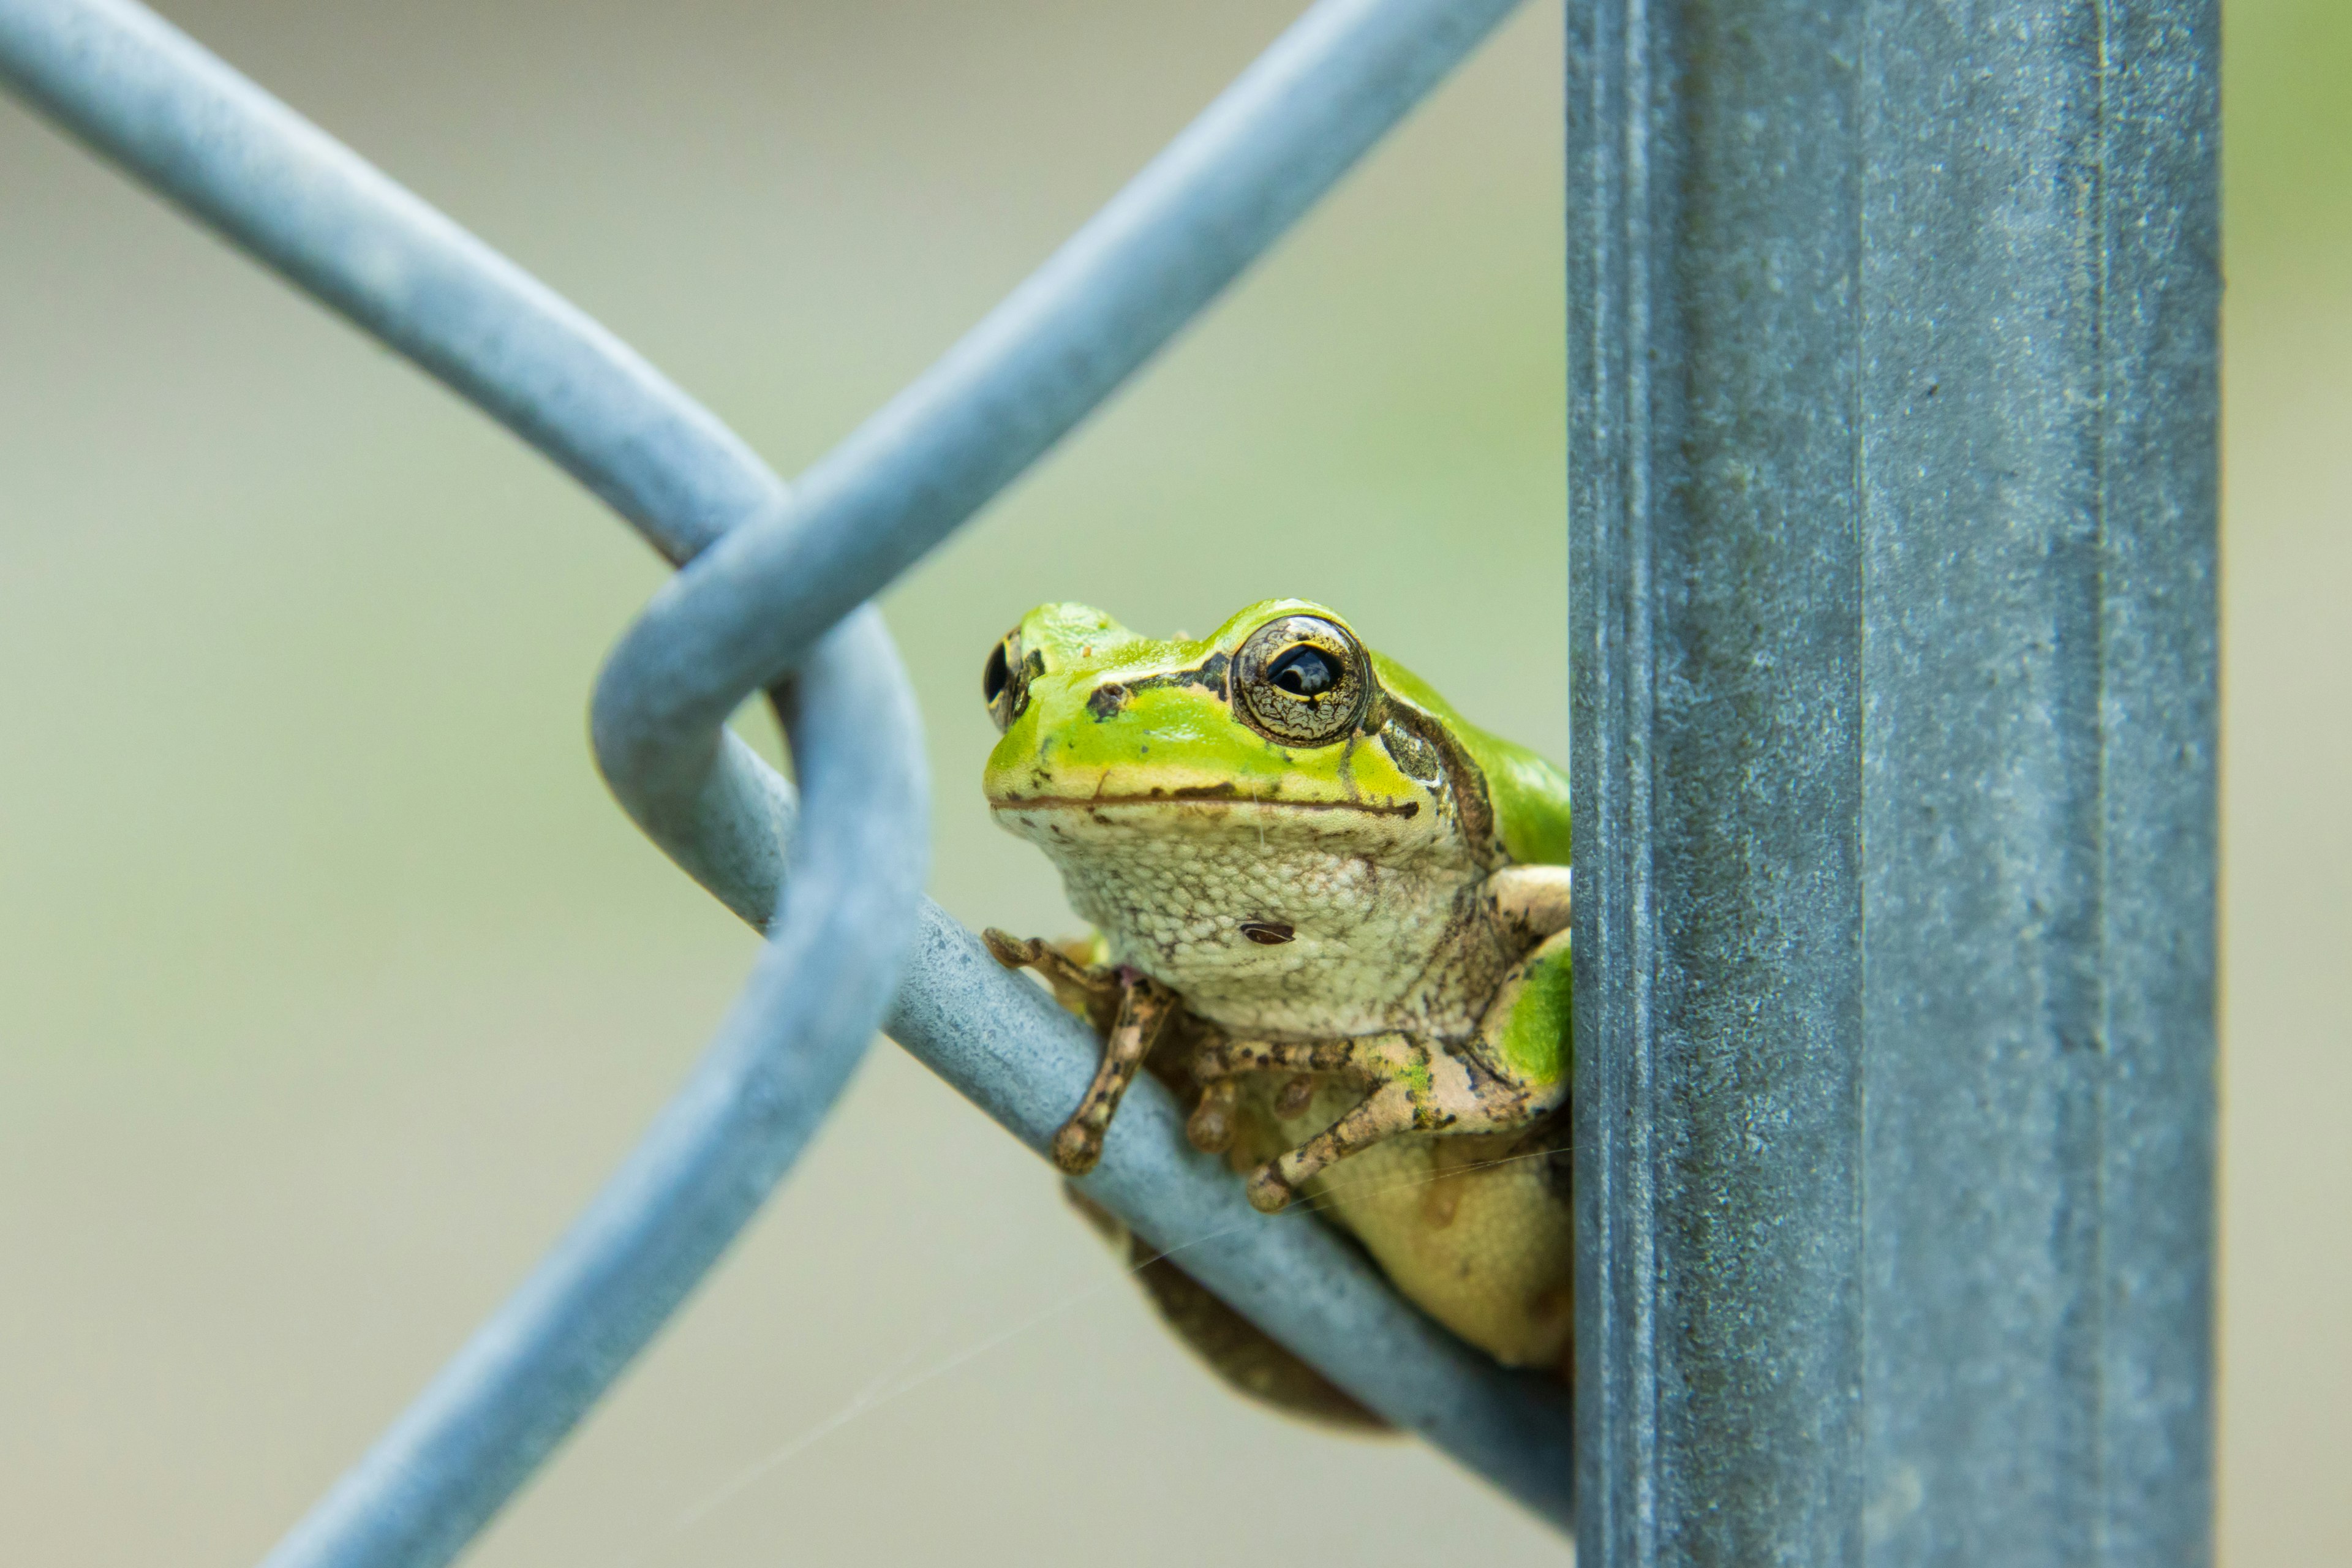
[995,799,1509,1041]
[1238,1077,1574,1370]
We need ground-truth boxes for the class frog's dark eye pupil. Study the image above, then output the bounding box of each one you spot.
[1267,646,1336,698]
[982,642,1010,704]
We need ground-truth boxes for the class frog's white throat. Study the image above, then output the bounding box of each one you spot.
[993,797,1509,1042]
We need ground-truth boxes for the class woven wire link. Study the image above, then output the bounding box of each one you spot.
[0,0,1573,1562]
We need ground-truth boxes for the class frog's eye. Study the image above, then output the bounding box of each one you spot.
[1234,614,1370,747]
[983,631,1030,733]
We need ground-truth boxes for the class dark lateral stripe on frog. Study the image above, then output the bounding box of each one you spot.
[1082,654,1229,720]
[990,787,1422,816]
[1090,651,1231,712]
[1375,693,1501,859]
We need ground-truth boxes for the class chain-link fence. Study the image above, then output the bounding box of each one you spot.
[1,0,2218,1563]
[1,0,1570,1562]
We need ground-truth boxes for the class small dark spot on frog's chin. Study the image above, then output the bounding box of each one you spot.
[1238,920,1296,946]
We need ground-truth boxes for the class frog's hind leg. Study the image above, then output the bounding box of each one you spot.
[1200,928,1575,1213]
[1475,925,1574,1119]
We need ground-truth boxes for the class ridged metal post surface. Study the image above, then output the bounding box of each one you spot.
[1567,0,2216,1562]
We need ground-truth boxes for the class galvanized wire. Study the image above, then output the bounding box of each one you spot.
[0,0,1572,1562]
[586,0,1540,927]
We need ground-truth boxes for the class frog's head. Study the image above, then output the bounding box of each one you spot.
[981,598,1490,865]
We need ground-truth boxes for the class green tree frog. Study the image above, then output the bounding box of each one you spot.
[980,598,1574,1419]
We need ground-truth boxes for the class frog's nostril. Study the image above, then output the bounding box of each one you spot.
[1087,682,1130,720]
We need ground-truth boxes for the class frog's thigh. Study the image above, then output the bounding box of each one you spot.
[1469,925,1573,1110]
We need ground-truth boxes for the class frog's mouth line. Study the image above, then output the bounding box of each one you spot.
[989,792,1421,819]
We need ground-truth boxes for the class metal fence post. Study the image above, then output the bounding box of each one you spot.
[1568,0,2217,1561]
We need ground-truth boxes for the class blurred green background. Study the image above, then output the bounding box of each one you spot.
[0,2,2338,1562]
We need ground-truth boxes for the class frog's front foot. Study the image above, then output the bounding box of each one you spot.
[1188,1036,1433,1212]
[1260,1071,1436,1212]
[982,929,1122,1034]
[1050,967,1176,1174]
[984,929,1177,1176]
